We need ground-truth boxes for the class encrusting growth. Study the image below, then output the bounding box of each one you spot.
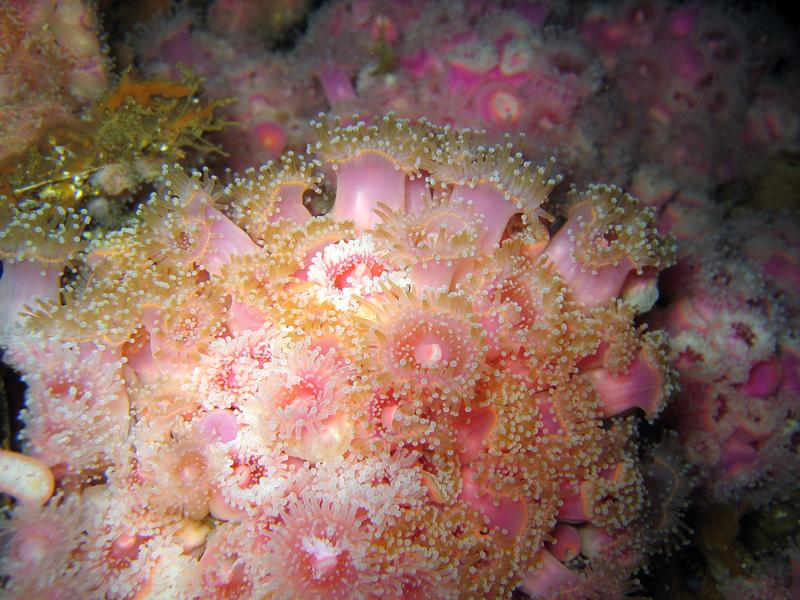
[0,114,678,599]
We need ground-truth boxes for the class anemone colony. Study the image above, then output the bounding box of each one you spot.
[0,111,682,597]
[1,0,799,599]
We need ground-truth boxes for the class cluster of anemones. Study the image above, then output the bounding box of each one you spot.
[131,0,798,193]
[655,245,799,504]
[624,162,800,511]
[0,115,679,598]
[634,185,800,509]
[584,0,800,189]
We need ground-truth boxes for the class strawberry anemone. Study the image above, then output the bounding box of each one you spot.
[0,201,89,326]
[306,234,409,309]
[254,495,387,600]
[372,194,482,290]
[0,495,84,598]
[544,185,676,308]
[358,285,486,410]
[244,341,360,462]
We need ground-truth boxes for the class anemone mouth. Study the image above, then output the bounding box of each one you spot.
[392,316,468,376]
[470,83,523,126]
[135,191,215,269]
[414,337,445,368]
[301,534,346,579]
[149,288,228,369]
[274,378,330,416]
[295,528,354,585]
[474,258,572,365]
[489,89,522,124]
[138,428,218,520]
[330,257,388,290]
[498,38,534,76]
[261,371,341,437]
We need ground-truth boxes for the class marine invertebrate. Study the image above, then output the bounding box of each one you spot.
[0,494,84,598]
[245,341,359,462]
[307,234,409,307]
[0,200,89,323]
[254,494,386,599]
[0,114,676,598]
[544,183,675,307]
[1,332,129,479]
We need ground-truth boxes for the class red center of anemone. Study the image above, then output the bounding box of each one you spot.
[250,342,272,367]
[171,315,202,345]
[211,357,248,392]
[279,381,317,409]
[169,215,211,262]
[212,338,274,392]
[593,227,618,248]
[234,459,268,488]
[174,230,193,250]
[497,278,545,331]
[301,535,343,580]
[392,317,471,379]
[330,257,387,290]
